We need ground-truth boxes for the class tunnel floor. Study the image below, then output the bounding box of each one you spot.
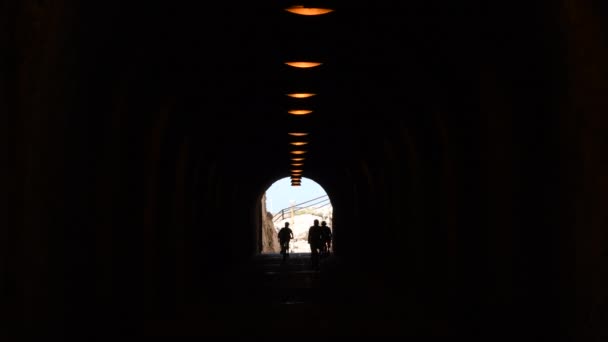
[143,253,468,337]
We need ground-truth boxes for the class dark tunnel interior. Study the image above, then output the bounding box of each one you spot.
[5,0,608,338]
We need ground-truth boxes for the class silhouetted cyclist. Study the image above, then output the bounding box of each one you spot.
[278,222,294,261]
[320,220,332,258]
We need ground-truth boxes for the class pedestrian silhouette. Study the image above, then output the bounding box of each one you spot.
[308,219,323,269]
[320,220,332,258]
[278,222,294,261]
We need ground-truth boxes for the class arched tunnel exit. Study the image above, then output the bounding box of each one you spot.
[259,177,333,255]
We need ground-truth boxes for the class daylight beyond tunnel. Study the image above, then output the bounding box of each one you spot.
[260,177,333,254]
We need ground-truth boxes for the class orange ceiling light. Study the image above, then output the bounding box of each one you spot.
[285,6,334,16]
[288,109,313,115]
[286,93,316,98]
[290,141,308,146]
[290,150,307,155]
[285,61,322,68]
[288,132,309,137]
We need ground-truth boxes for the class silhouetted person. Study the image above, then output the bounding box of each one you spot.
[320,220,332,258]
[308,219,323,269]
[278,222,294,261]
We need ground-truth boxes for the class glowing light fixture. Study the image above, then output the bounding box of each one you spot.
[290,141,308,146]
[285,6,334,16]
[291,157,305,161]
[288,132,309,137]
[285,61,322,68]
[288,110,312,115]
[290,150,307,155]
[286,93,316,98]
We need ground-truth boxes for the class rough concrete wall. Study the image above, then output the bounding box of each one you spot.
[261,193,280,253]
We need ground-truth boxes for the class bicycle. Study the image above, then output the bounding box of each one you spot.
[280,240,291,262]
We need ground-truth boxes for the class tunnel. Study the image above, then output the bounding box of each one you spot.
[5,0,608,338]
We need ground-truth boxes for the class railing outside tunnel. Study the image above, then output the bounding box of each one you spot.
[272,195,330,223]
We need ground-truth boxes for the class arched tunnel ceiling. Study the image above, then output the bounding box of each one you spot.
[81,1,486,185]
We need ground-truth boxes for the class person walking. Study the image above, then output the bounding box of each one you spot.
[308,219,323,269]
